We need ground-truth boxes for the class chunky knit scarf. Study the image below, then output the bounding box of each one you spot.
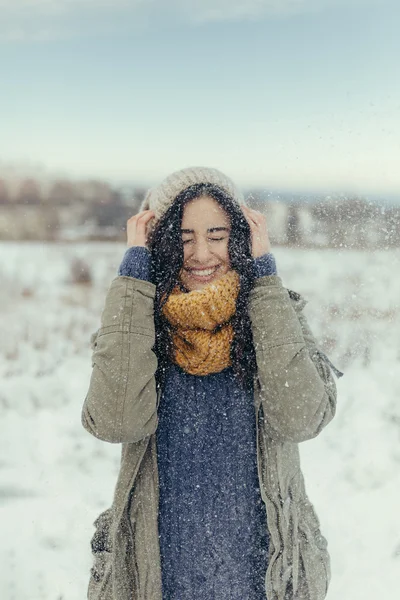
[162,270,240,376]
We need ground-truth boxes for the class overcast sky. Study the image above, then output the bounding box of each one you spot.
[0,0,399,197]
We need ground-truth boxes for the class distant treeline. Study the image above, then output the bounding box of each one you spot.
[0,175,399,249]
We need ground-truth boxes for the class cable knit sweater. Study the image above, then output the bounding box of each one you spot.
[118,247,277,600]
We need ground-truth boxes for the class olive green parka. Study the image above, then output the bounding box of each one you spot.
[82,274,337,600]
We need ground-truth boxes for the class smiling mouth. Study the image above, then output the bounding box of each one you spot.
[185,266,221,277]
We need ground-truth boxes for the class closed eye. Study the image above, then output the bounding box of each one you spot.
[182,237,226,244]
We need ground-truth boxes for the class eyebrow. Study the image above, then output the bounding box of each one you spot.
[180,227,230,234]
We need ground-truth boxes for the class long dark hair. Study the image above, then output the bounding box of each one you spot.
[148,183,257,391]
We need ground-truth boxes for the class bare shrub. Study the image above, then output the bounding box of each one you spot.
[69,257,92,285]
[21,287,34,298]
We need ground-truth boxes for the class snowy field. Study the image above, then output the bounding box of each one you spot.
[1,241,399,600]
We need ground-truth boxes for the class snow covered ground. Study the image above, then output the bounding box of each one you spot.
[1,241,399,600]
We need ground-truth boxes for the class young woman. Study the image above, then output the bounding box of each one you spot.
[82,166,341,600]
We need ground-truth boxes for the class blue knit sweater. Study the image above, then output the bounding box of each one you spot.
[119,247,277,600]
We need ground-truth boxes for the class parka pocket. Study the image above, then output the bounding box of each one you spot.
[89,508,113,587]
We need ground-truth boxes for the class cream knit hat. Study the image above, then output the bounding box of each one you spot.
[140,166,246,228]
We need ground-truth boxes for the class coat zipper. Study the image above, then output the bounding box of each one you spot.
[113,438,152,600]
[255,389,300,599]
[126,510,140,597]
[255,400,284,600]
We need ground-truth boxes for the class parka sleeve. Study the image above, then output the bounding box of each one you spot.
[81,276,158,444]
[249,275,337,443]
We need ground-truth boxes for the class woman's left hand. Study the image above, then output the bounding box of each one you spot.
[241,205,271,257]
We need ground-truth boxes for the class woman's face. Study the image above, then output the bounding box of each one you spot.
[179,195,231,291]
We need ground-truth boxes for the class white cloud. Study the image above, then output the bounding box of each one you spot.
[173,0,331,22]
[0,1,142,21]
[171,0,390,22]
[0,0,126,9]
[0,0,373,14]
[0,0,387,41]
[0,1,139,41]
[0,26,86,42]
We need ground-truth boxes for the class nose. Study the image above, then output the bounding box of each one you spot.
[192,238,213,263]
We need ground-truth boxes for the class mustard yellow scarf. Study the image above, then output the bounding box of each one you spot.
[162,270,240,376]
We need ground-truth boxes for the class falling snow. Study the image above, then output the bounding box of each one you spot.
[0,242,399,599]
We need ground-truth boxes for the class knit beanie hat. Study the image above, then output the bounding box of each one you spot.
[139,166,247,231]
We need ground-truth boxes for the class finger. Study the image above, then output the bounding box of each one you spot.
[129,209,154,222]
[244,206,265,225]
[241,205,257,217]
[136,210,155,223]
[136,209,155,220]
[136,212,155,235]
[242,209,260,229]
[244,214,260,235]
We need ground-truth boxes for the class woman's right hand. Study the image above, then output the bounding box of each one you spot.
[126,210,155,248]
